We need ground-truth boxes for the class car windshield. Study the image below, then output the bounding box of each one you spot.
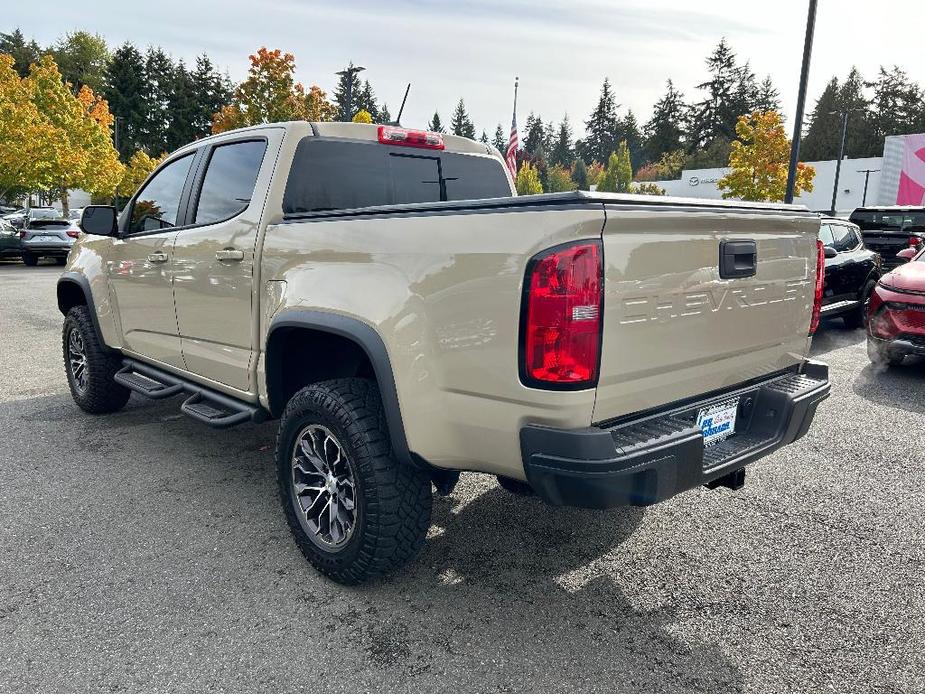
[850,210,925,232]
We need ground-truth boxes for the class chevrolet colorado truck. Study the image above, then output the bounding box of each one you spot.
[59,121,830,584]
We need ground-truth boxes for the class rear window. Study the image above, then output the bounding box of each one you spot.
[283,138,512,214]
[850,209,925,232]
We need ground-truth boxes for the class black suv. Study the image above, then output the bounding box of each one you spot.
[849,206,925,270]
[818,217,881,329]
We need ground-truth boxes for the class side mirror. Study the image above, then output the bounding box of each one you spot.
[896,247,918,262]
[79,205,118,236]
[823,246,837,259]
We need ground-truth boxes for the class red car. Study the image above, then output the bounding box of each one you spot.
[867,246,925,366]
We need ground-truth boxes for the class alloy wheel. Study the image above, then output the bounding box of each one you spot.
[290,424,358,551]
[67,328,88,394]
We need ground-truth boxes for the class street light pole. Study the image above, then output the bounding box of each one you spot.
[785,0,818,204]
[857,169,880,206]
[335,65,366,121]
[829,110,850,215]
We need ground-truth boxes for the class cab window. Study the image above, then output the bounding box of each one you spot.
[829,224,858,252]
[193,140,267,225]
[129,154,195,233]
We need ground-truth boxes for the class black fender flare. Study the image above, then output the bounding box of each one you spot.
[57,272,116,353]
[266,310,417,468]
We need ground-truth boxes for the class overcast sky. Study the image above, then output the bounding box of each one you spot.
[7,0,925,137]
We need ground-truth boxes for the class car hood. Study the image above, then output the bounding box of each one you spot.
[882,261,925,292]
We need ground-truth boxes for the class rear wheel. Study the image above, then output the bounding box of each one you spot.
[63,306,131,413]
[22,253,38,266]
[867,337,904,367]
[844,281,876,330]
[276,378,432,584]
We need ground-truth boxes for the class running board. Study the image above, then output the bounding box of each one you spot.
[116,359,266,429]
[820,299,859,315]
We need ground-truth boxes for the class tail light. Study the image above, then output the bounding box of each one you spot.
[19,231,26,239]
[910,236,922,248]
[66,230,80,238]
[809,239,825,335]
[378,125,444,150]
[520,240,603,388]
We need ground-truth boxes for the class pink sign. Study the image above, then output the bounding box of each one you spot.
[897,133,925,205]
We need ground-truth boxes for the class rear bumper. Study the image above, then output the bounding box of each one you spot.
[521,361,830,509]
[21,243,71,256]
[869,334,925,358]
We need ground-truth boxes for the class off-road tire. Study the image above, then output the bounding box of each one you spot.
[276,378,432,585]
[22,253,38,266]
[63,305,131,413]
[496,475,535,496]
[867,337,904,367]
[844,281,875,330]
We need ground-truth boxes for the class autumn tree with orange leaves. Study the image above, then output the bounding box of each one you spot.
[718,111,815,202]
[212,48,336,133]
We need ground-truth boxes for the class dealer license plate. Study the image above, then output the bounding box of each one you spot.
[34,235,54,242]
[697,399,739,447]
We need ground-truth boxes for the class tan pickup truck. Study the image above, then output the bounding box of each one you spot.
[59,121,830,584]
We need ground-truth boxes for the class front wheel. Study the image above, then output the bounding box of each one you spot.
[844,281,876,330]
[63,306,131,413]
[276,378,432,584]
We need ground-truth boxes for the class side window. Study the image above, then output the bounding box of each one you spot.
[830,224,856,252]
[818,225,835,247]
[193,140,267,225]
[129,153,195,234]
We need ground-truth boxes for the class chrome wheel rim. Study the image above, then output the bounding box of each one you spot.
[291,424,357,551]
[67,328,88,394]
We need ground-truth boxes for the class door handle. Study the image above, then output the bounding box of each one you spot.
[215,249,244,262]
[147,252,168,263]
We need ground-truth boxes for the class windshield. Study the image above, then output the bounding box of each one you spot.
[850,210,925,232]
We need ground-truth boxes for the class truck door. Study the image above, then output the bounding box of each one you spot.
[171,133,279,392]
[107,151,198,368]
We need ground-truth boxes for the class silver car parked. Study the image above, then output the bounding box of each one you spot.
[20,209,80,266]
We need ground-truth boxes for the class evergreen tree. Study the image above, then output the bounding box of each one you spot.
[869,66,924,144]
[190,54,232,137]
[0,29,42,77]
[479,130,489,144]
[427,110,445,132]
[380,103,391,124]
[755,76,781,112]
[688,39,753,150]
[800,77,841,161]
[165,60,198,151]
[354,80,380,122]
[802,68,877,161]
[333,63,363,121]
[450,99,475,138]
[620,110,645,171]
[583,77,621,164]
[571,158,589,190]
[104,42,149,160]
[550,116,573,168]
[523,112,547,155]
[143,46,176,155]
[492,123,507,152]
[644,79,686,163]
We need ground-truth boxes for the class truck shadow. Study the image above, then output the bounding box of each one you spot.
[809,321,865,357]
[852,359,925,415]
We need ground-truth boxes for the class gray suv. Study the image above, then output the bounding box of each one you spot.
[21,208,79,266]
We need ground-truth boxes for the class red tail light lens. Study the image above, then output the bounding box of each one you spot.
[910,236,922,248]
[377,125,445,150]
[521,241,603,388]
[66,230,80,238]
[810,239,825,335]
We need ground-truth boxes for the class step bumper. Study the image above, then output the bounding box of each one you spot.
[520,361,830,509]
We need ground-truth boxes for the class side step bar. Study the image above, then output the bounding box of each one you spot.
[115,360,267,429]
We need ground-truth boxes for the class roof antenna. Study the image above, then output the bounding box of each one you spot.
[394,83,411,126]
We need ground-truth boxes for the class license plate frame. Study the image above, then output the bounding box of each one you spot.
[697,398,739,447]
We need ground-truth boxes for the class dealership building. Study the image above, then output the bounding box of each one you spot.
[653,133,925,216]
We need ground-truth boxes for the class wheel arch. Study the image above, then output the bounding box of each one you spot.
[56,272,116,353]
[265,310,416,468]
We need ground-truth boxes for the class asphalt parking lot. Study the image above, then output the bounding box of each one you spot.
[1,260,923,694]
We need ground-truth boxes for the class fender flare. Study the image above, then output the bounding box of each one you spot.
[57,272,116,353]
[266,310,417,468]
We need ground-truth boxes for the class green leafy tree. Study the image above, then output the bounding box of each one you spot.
[492,123,506,152]
[685,137,731,169]
[0,29,42,78]
[427,110,445,132]
[450,98,475,138]
[645,79,686,163]
[582,77,621,164]
[51,30,110,94]
[597,142,632,193]
[571,158,589,190]
[333,62,363,121]
[549,116,573,168]
[515,161,543,195]
[635,182,666,196]
[546,165,574,192]
[103,42,148,160]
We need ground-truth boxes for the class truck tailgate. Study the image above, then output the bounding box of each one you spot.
[593,204,819,423]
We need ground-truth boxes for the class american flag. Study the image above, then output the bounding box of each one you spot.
[505,78,519,178]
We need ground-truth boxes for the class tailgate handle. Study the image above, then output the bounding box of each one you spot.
[719,240,757,279]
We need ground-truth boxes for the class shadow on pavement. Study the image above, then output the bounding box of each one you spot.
[809,321,866,357]
[852,359,925,415]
